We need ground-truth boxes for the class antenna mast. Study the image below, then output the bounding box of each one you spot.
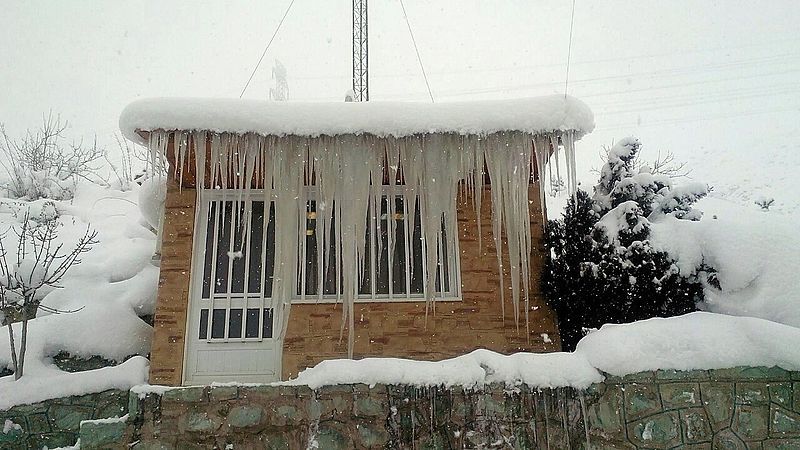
[352,0,368,101]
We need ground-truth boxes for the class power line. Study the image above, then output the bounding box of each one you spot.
[564,0,576,98]
[399,0,434,103]
[238,0,296,98]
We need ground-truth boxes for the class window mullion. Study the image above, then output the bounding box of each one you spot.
[239,200,252,342]
[223,197,235,343]
[369,193,377,302]
[386,193,394,301]
[207,198,222,343]
[258,196,269,342]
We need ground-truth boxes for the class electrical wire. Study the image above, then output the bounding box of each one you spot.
[564,0,576,98]
[399,0,435,103]
[238,0,296,98]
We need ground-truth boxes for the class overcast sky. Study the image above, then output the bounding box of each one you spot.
[2,0,799,189]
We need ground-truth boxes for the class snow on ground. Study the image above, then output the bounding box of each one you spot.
[284,349,603,390]
[287,312,800,389]
[0,181,156,406]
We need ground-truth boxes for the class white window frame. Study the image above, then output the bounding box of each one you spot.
[188,189,278,345]
[293,186,462,304]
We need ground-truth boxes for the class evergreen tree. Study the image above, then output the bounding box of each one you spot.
[543,138,708,351]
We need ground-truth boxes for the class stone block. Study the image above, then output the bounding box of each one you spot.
[656,369,710,381]
[794,383,800,413]
[0,418,24,445]
[131,440,175,449]
[227,405,263,428]
[660,382,701,409]
[768,383,793,409]
[732,404,769,441]
[80,420,128,449]
[713,429,747,450]
[259,431,291,450]
[209,386,238,402]
[585,384,624,437]
[680,408,712,443]
[736,382,770,405]
[770,405,800,437]
[700,382,734,431]
[763,438,800,449]
[49,404,94,431]
[26,412,51,434]
[354,395,386,418]
[183,411,220,433]
[316,421,352,450]
[162,387,206,403]
[623,383,662,422]
[682,444,712,450]
[26,432,78,449]
[316,385,354,419]
[270,405,302,426]
[627,410,681,449]
[711,367,791,381]
[356,421,389,447]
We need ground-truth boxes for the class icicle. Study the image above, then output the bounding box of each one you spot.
[483,131,534,334]
[563,130,578,196]
[193,131,207,190]
[579,391,591,449]
[533,136,550,225]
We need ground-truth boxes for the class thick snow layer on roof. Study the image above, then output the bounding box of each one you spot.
[119,95,594,144]
[284,312,800,389]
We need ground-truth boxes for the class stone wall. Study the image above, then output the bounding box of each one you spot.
[76,366,800,449]
[0,390,127,449]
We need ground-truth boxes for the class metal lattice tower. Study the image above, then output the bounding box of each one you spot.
[352,0,368,101]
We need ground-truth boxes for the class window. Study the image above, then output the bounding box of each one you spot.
[295,187,459,302]
[197,188,460,319]
[198,196,275,341]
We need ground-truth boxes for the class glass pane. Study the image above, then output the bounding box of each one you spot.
[392,197,408,294]
[198,309,208,340]
[228,308,243,339]
[202,203,216,298]
[262,308,274,338]
[410,203,424,294]
[301,201,339,296]
[247,201,265,293]
[214,202,232,294]
[230,202,247,294]
[263,203,276,296]
[245,308,260,338]
[211,308,226,339]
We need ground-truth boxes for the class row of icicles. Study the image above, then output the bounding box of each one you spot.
[148,130,578,356]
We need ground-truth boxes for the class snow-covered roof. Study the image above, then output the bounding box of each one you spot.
[119,95,594,144]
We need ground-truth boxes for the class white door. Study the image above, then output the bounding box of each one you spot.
[183,193,281,385]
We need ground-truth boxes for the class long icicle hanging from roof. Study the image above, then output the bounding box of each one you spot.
[153,128,580,357]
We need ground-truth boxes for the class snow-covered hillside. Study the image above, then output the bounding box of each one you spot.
[0,182,155,407]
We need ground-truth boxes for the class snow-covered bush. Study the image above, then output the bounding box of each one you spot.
[0,206,97,379]
[543,138,710,351]
[0,114,105,200]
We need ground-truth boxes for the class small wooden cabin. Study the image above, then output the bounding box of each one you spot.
[120,96,594,386]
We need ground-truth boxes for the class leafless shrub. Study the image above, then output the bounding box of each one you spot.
[0,206,97,379]
[0,113,106,200]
